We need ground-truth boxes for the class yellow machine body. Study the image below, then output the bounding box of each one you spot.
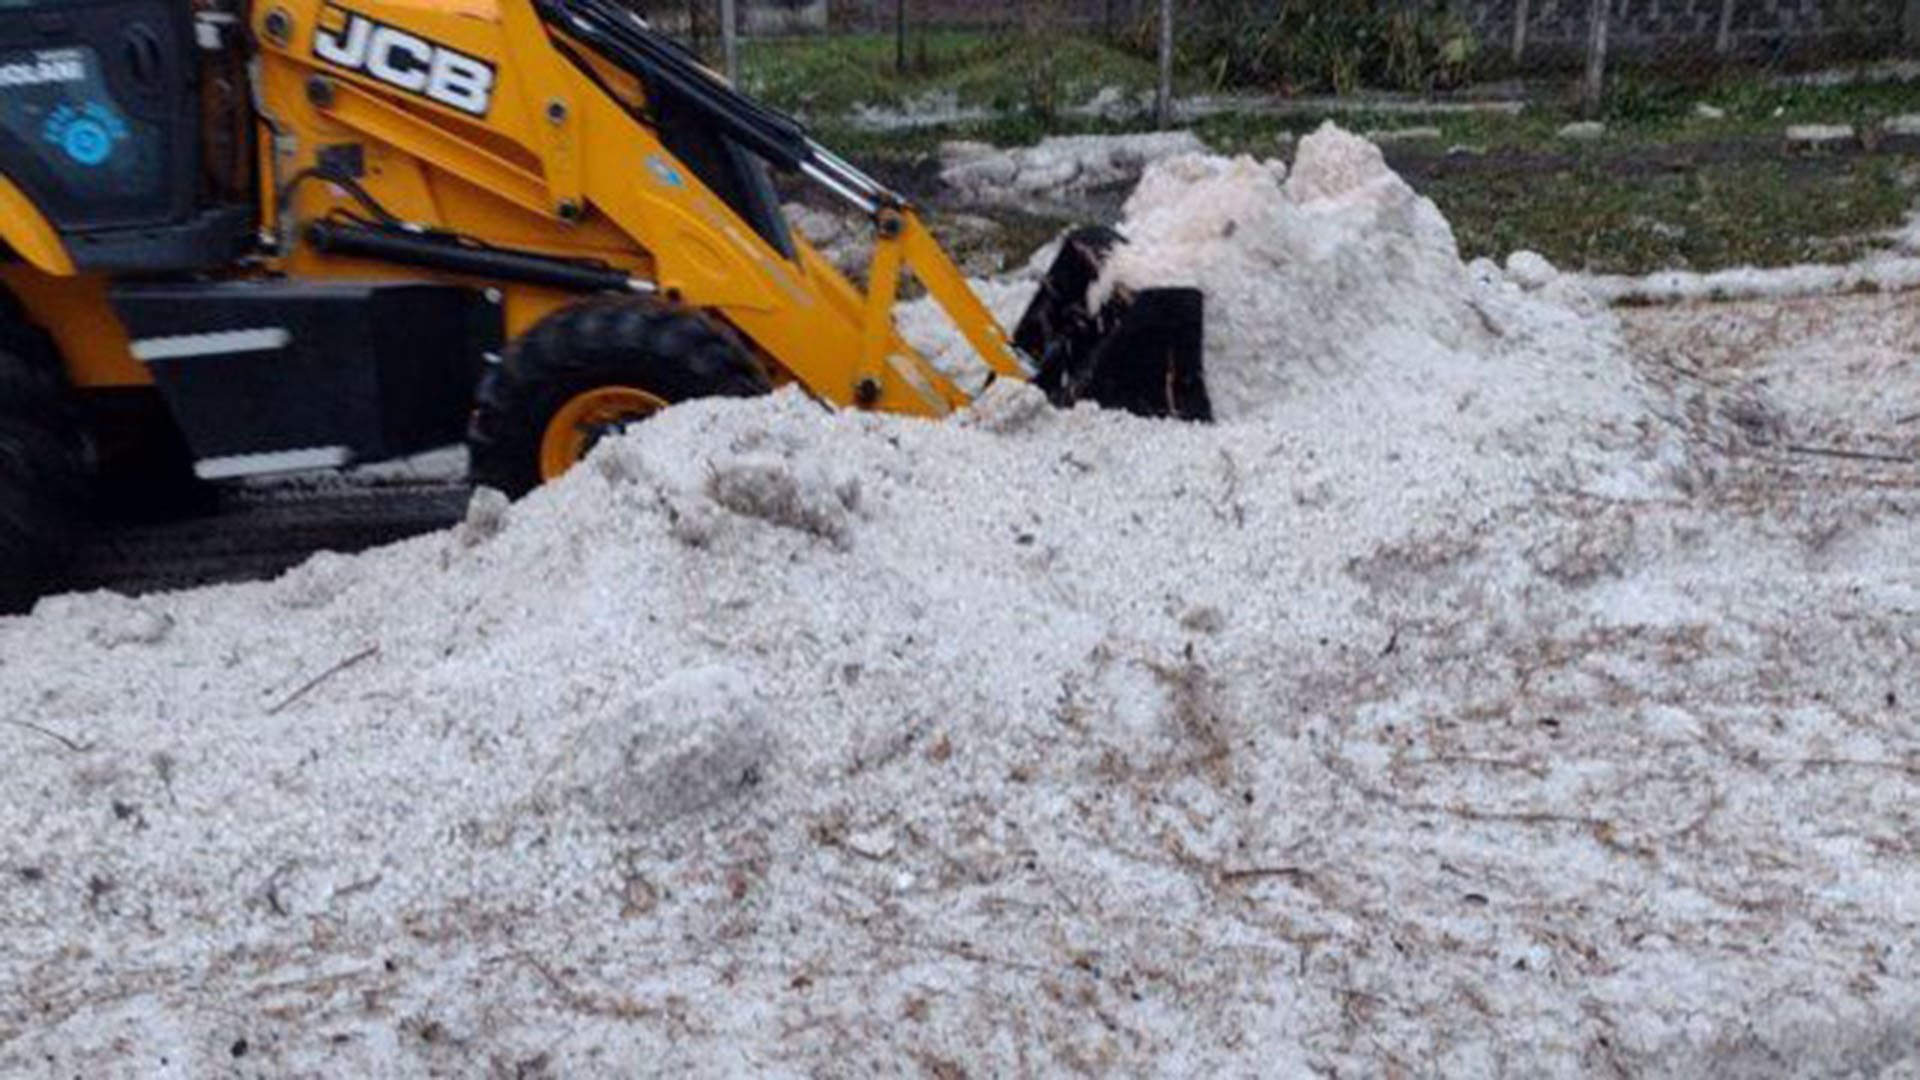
[2,0,1028,415]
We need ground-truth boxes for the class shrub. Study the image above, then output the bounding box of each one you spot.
[1122,0,1481,95]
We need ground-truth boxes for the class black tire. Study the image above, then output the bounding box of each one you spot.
[468,297,769,498]
[91,394,219,524]
[0,300,89,614]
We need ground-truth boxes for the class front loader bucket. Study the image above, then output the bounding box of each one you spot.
[1013,227,1212,423]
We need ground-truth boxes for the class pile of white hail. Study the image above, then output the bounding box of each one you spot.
[3,125,1913,1077]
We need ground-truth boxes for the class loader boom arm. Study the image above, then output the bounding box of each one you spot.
[541,0,1029,401]
[869,211,1029,384]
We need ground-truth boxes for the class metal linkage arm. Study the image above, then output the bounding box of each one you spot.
[538,0,901,216]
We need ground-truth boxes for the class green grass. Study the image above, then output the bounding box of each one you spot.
[747,32,1920,155]
[1429,154,1918,274]
[1190,75,1920,156]
[1606,71,1920,135]
[740,31,1163,119]
[743,33,1920,275]
[938,133,1913,276]
[815,117,1918,277]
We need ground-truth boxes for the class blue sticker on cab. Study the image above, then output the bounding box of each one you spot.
[43,101,128,166]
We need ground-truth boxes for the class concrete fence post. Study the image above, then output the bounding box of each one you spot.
[1156,0,1174,129]
[894,0,906,74]
[1512,0,1531,64]
[1581,0,1610,117]
[1715,0,1737,56]
[720,0,738,82]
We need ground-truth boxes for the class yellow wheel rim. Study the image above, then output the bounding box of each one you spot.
[539,386,668,483]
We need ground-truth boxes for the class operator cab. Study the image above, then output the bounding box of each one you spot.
[0,0,253,270]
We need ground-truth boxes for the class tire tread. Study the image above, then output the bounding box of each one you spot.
[0,300,88,613]
[468,297,768,498]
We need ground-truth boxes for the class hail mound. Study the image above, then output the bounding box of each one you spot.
[914,123,1661,501]
[1099,124,1600,424]
[5,128,1915,1077]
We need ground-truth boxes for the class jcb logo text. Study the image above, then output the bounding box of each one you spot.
[312,6,494,117]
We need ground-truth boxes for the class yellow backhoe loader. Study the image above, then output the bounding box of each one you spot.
[0,0,1207,611]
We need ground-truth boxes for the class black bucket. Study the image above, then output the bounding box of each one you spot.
[1012,227,1211,423]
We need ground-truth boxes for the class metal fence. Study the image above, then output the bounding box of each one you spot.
[636,0,1920,111]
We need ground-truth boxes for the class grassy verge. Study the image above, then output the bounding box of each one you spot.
[1426,154,1918,274]
[825,120,1917,275]
[748,32,1920,275]
[740,31,1164,119]
[746,31,1920,144]
[1190,75,1920,155]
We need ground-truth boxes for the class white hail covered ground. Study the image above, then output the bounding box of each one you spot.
[2,125,1915,1077]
